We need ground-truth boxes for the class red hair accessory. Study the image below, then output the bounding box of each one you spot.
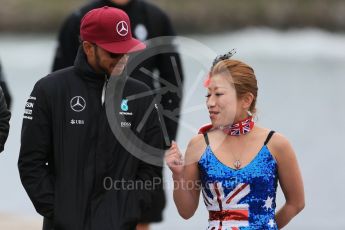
[203,73,211,87]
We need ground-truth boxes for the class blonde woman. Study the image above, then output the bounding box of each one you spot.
[166,55,304,229]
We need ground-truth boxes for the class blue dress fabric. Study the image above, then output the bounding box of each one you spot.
[198,131,278,230]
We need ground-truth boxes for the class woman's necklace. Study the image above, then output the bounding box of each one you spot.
[198,116,255,170]
[222,117,255,169]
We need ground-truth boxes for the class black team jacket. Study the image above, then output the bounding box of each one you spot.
[0,60,12,109]
[18,48,164,230]
[0,86,10,152]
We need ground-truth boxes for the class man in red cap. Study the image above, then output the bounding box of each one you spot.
[54,3,184,227]
[19,7,164,230]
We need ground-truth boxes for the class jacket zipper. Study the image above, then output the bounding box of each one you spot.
[101,75,109,106]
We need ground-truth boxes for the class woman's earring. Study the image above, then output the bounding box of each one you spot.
[247,110,253,117]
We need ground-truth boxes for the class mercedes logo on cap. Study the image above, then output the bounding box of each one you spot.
[116,21,129,36]
[70,96,86,112]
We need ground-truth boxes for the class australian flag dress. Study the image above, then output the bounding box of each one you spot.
[198,131,278,230]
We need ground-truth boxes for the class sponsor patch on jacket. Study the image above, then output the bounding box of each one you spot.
[119,111,133,116]
[121,122,131,128]
[70,96,86,112]
[23,96,36,120]
[70,119,85,125]
[120,99,129,112]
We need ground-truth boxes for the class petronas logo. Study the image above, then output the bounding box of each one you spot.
[121,99,129,111]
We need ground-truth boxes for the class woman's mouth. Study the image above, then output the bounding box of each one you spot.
[209,111,219,119]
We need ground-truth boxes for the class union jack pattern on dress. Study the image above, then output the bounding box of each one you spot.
[203,182,251,230]
[199,133,279,229]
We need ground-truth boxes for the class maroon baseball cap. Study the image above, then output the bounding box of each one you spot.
[80,6,146,54]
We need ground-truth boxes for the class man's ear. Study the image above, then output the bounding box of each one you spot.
[82,41,94,56]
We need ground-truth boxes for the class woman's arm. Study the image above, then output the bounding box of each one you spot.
[270,133,305,229]
[166,135,205,219]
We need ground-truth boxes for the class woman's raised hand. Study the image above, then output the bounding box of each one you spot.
[165,141,184,178]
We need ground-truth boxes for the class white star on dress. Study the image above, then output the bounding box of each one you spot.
[263,196,273,210]
[268,219,276,228]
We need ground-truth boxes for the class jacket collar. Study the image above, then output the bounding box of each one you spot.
[74,46,107,85]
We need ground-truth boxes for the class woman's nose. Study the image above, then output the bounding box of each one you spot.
[207,95,216,108]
